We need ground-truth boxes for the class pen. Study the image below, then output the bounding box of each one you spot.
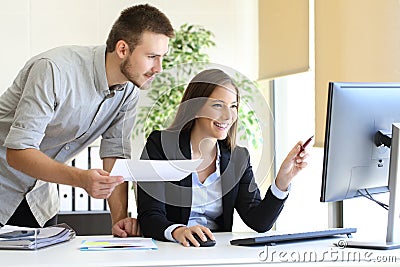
[300,135,314,152]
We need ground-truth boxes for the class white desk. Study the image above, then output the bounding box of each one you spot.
[2,232,399,267]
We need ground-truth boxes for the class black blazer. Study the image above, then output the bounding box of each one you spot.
[137,130,286,241]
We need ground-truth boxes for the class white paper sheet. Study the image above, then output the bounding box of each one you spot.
[110,159,202,181]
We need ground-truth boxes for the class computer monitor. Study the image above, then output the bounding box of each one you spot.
[321,82,400,250]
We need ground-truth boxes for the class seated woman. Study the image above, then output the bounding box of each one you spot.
[137,69,309,247]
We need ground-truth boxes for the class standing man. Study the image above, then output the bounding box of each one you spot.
[0,4,174,236]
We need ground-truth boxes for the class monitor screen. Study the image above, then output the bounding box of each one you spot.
[321,82,400,203]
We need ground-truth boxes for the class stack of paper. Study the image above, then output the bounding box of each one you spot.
[80,237,157,251]
[0,223,75,250]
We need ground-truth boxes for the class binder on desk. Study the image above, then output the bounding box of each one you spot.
[87,146,106,211]
[58,185,73,211]
[70,150,90,211]
[74,187,89,211]
[90,198,106,211]
[73,149,89,169]
[61,143,106,212]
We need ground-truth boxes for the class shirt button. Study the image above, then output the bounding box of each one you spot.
[65,145,70,150]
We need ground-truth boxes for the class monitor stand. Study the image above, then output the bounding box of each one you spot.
[346,123,400,250]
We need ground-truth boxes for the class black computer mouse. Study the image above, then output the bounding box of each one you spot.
[190,233,216,247]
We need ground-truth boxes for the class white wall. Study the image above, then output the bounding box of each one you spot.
[272,0,328,231]
[0,0,258,95]
[273,72,328,232]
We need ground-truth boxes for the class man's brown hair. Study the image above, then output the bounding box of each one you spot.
[106,4,174,53]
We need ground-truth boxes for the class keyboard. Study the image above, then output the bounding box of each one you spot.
[230,227,357,246]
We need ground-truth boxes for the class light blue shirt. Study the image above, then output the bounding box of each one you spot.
[0,45,139,226]
[187,145,223,230]
[164,143,290,241]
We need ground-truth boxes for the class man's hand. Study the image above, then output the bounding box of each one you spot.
[112,217,140,237]
[78,169,124,199]
[6,148,123,199]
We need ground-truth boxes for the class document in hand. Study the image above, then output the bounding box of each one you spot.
[80,237,157,251]
[0,223,75,250]
[111,159,202,182]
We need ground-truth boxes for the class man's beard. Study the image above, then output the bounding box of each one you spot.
[120,59,139,87]
[120,59,155,89]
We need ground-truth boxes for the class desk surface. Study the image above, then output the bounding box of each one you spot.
[2,232,399,267]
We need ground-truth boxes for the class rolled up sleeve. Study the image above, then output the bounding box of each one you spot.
[4,59,57,150]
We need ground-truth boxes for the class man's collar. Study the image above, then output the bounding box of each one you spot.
[93,45,109,96]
